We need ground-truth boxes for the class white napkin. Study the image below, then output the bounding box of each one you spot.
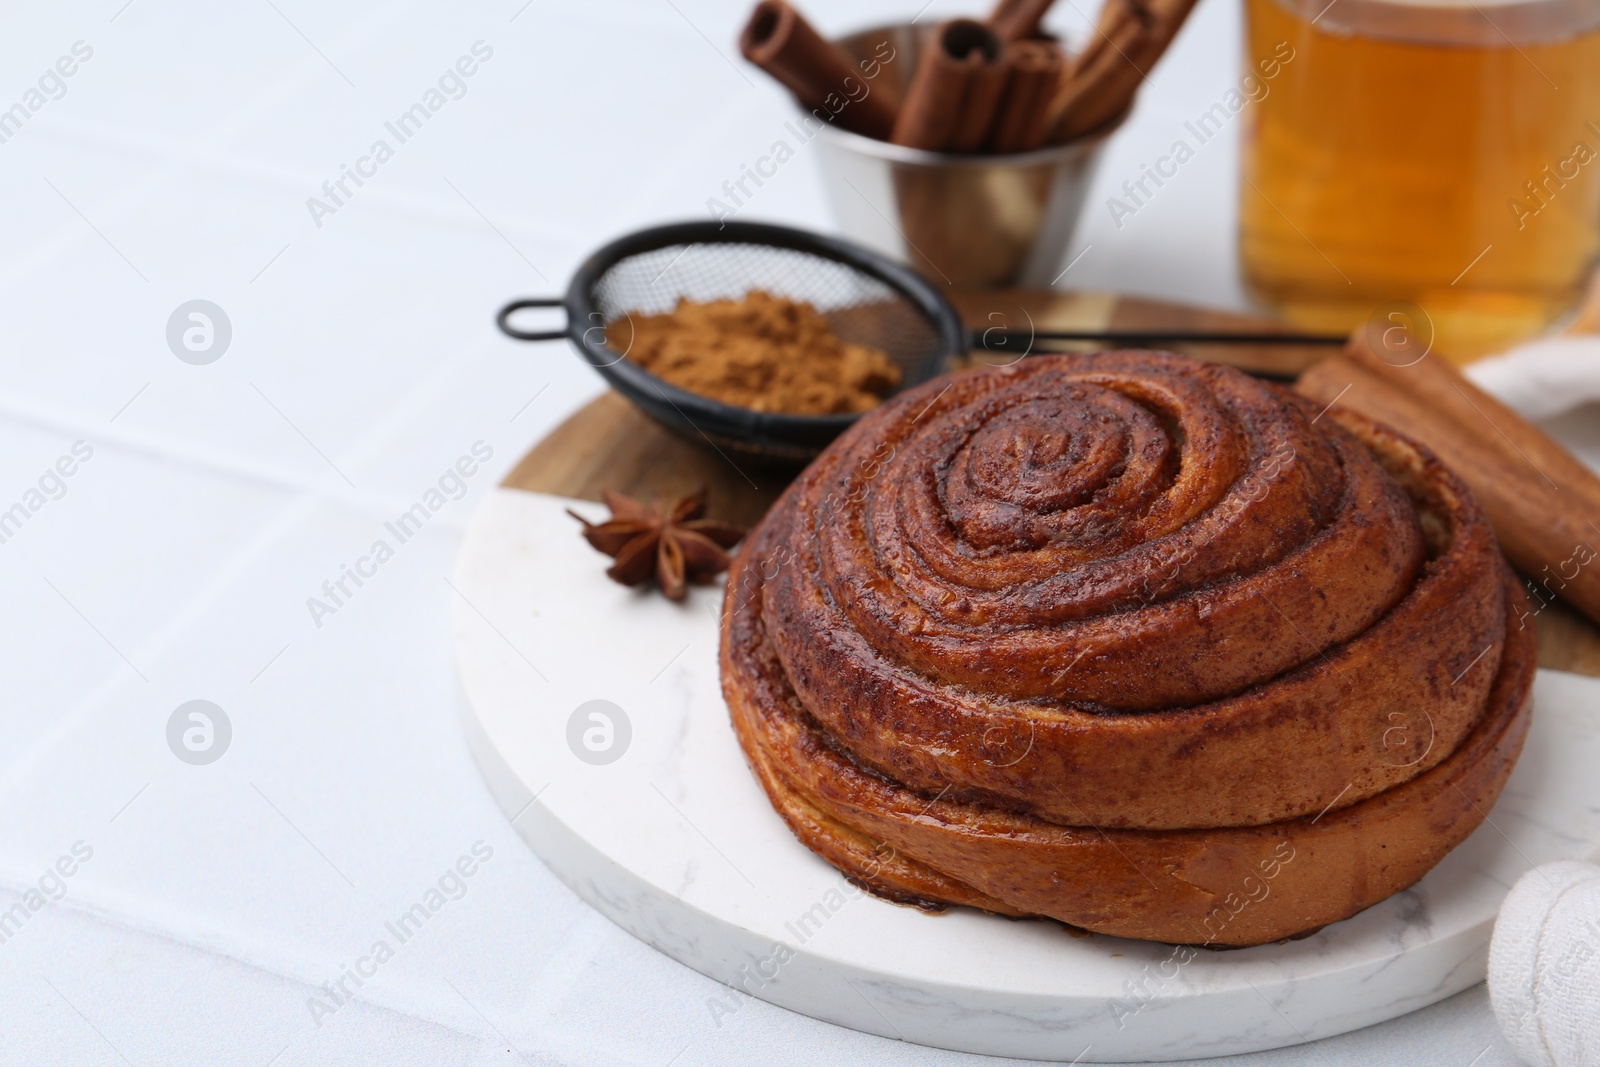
[1489,860,1600,1066]
[1465,335,1600,421]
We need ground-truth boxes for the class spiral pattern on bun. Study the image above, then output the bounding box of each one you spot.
[721,352,1534,946]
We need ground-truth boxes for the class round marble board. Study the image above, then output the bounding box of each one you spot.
[452,486,1600,1062]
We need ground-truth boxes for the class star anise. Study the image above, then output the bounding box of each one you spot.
[569,487,746,601]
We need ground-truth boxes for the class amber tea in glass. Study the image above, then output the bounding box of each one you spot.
[1240,0,1600,360]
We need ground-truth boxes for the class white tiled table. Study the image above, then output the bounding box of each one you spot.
[0,1,1573,1063]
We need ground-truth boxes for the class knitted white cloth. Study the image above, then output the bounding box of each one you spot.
[1489,860,1600,1067]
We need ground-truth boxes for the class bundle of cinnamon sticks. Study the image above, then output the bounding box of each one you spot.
[739,0,1199,155]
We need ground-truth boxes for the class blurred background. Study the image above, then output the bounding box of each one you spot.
[0,1,1588,1064]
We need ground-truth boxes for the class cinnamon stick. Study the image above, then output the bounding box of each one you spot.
[739,0,898,140]
[891,19,1009,153]
[1047,0,1198,141]
[987,40,1066,153]
[1295,332,1600,627]
[1070,0,1147,81]
[989,0,1058,42]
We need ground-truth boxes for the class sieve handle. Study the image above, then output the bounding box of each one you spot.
[496,297,570,342]
[975,328,1349,348]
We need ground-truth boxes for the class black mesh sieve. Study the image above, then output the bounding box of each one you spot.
[587,240,949,387]
[498,220,967,464]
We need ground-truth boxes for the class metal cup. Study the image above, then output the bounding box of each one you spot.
[808,23,1123,290]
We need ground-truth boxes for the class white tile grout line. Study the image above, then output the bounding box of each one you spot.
[0,491,354,800]
[0,427,505,804]
[0,342,507,535]
[9,85,612,273]
[0,873,504,1045]
[0,324,586,798]
[0,2,423,290]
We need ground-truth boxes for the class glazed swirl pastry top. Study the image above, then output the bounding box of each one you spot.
[803,352,1419,712]
[722,352,1534,945]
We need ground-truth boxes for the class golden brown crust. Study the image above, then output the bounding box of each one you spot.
[719,352,1536,946]
[727,557,1532,945]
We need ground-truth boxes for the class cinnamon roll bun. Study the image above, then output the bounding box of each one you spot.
[720,351,1534,946]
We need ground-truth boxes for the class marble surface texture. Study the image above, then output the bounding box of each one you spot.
[452,488,1600,1062]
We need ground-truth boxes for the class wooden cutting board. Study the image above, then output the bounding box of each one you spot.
[502,288,1600,679]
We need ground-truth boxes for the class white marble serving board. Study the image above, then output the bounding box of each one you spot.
[451,487,1600,1062]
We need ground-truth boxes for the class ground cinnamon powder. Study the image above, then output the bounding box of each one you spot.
[608,290,901,416]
